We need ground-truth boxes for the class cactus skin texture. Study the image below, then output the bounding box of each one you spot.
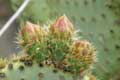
[10,0,120,80]
[0,56,90,80]
[0,16,96,80]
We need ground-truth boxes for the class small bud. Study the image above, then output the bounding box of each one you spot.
[68,40,96,73]
[50,15,74,38]
[72,40,93,57]
[20,21,45,44]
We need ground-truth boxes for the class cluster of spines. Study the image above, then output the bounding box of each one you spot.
[18,15,96,74]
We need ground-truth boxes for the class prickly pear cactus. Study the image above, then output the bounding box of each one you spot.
[0,16,96,80]
[10,0,120,80]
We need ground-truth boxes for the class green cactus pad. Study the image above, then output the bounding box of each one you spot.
[0,56,90,80]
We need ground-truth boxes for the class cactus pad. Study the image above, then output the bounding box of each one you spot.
[0,16,96,80]
[10,0,120,79]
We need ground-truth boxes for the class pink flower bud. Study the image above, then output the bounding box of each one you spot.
[21,21,40,43]
[50,15,74,38]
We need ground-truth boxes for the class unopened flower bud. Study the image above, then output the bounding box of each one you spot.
[65,40,96,73]
[20,21,45,44]
[72,40,94,57]
[50,15,74,38]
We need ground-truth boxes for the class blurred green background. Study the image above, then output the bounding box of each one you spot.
[0,0,120,80]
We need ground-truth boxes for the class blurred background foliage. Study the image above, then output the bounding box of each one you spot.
[0,0,120,80]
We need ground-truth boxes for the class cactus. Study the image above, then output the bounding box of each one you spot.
[10,0,120,79]
[0,16,96,80]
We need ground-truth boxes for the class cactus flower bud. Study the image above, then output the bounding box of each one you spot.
[64,40,96,73]
[72,40,95,58]
[20,21,44,44]
[50,15,74,38]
